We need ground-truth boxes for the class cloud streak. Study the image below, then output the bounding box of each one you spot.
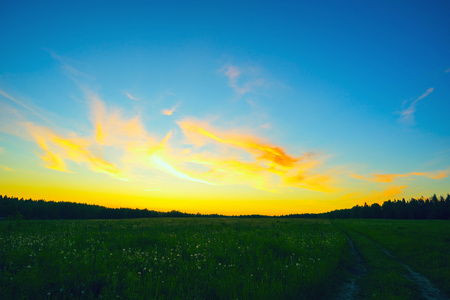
[366,185,407,202]
[26,123,127,179]
[222,65,264,95]
[398,87,434,125]
[1,165,15,172]
[0,89,53,125]
[351,170,448,183]
[162,103,181,116]
[123,91,139,101]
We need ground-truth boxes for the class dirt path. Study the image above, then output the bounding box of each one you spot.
[335,234,367,300]
[359,234,448,300]
[342,231,448,300]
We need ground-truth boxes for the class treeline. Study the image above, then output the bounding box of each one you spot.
[283,194,450,220]
[1,194,450,220]
[0,195,222,220]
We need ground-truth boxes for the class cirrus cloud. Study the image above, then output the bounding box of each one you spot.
[398,87,434,125]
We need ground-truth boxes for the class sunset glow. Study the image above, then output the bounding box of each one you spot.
[1,1,449,215]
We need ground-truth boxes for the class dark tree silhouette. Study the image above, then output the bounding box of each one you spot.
[1,194,450,220]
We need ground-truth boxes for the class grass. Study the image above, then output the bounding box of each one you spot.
[0,218,348,299]
[337,219,450,297]
[343,229,422,299]
[1,218,449,299]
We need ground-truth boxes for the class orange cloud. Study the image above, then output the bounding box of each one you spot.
[88,92,154,147]
[177,119,333,192]
[11,90,334,193]
[178,120,298,167]
[150,154,215,185]
[34,134,72,173]
[25,122,125,179]
[185,155,278,192]
[366,185,407,203]
[337,185,407,207]
[352,170,448,183]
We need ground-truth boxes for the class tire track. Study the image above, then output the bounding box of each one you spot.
[335,234,367,300]
[352,231,448,300]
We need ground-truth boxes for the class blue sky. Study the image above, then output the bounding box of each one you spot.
[1,0,449,214]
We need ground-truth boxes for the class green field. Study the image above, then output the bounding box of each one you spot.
[1,218,449,299]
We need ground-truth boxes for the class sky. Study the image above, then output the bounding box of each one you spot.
[1,0,449,215]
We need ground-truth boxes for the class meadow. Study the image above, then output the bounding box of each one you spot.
[337,219,450,299]
[1,218,449,299]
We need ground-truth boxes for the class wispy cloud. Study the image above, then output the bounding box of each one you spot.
[398,87,434,125]
[123,91,139,101]
[366,185,407,202]
[0,89,53,125]
[150,153,215,185]
[154,91,176,104]
[337,185,407,206]
[260,122,271,129]
[445,68,450,73]
[177,119,334,192]
[162,103,181,116]
[20,91,217,186]
[221,65,265,95]
[1,165,15,172]
[26,122,129,178]
[2,78,333,192]
[351,170,448,183]
[45,49,96,83]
